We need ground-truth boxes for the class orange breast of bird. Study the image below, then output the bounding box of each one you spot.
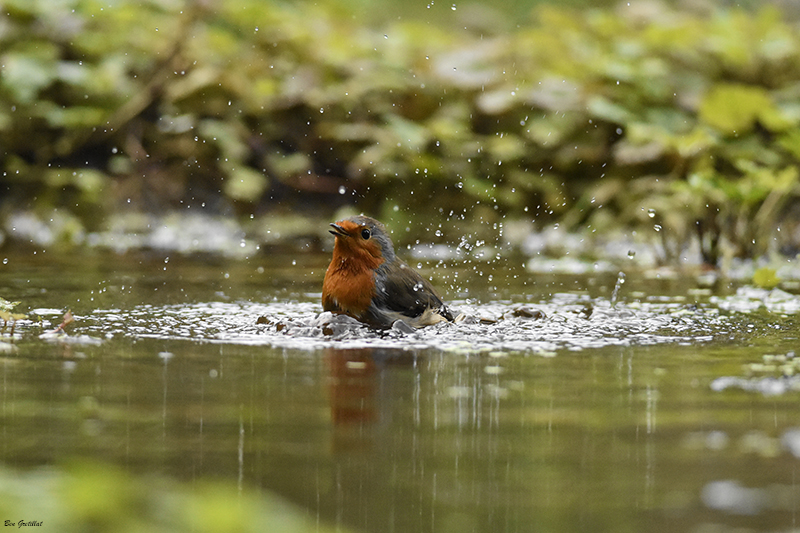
[322,240,385,318]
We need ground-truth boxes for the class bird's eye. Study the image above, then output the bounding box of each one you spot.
[361,228,371,240]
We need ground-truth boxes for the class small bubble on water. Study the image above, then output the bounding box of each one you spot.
[627,250,636,259]
[338,186,346,195]
[648,208,656,218]
[654,224,662,232]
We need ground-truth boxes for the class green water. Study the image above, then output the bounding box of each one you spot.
[1,250,799,532]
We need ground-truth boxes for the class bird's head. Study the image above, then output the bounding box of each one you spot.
[329,216,396,265]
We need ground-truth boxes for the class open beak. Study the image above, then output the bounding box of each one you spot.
[329,223,349,238]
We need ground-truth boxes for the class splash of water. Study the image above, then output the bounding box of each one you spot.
[610,271,626,307]
[64,293,744,356]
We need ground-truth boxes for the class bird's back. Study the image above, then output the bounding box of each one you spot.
[367,258,453,327]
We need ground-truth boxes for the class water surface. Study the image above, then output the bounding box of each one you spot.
[1,250,799,532]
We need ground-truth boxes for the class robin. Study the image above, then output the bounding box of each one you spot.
[322,215,454,329]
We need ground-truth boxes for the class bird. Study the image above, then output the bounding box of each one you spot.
[322,215,454,329]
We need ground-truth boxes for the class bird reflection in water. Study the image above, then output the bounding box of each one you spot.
[325,347,419,452]
[326,348,379,426]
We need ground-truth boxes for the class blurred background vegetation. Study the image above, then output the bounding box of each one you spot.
[0,460,345,533]
[2,0,800,265]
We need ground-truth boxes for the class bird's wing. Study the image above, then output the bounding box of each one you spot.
[372,260,453,321]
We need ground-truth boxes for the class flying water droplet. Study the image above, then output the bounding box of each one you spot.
[610,271,626,307]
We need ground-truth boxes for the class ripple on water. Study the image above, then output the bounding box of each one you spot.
[711,286,800,314]
[70,292,749,354]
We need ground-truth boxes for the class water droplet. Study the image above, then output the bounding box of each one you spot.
[648,208,656,218]
[627,250,636,259]
[338,186,346,195]
[610,271,626,306]
[654,224,662,232]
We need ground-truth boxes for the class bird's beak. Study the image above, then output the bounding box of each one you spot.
[329,223,349,238]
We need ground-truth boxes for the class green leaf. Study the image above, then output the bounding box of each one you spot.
[778,129,800,160]
[267,152,311,180]
[753,267,779,289]
[46,106,107,128]
[223,167,269,202]
[1,54,55,103]
[384,114,429,152]
[698,83,774,135]
[586,96,633,125]
[0,298,21,313]
[487,134,526,162]
[672,127,717,158]
[199,119,248,162]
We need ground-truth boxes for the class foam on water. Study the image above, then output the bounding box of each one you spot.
[68,292,755,354]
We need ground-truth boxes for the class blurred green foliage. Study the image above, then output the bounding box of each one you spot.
[0,460,344,533]
[1,0,800,263]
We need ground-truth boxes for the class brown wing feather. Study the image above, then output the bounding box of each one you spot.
[368,259,453,325]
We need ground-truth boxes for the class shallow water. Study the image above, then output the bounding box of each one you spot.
[2,249,800,532]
